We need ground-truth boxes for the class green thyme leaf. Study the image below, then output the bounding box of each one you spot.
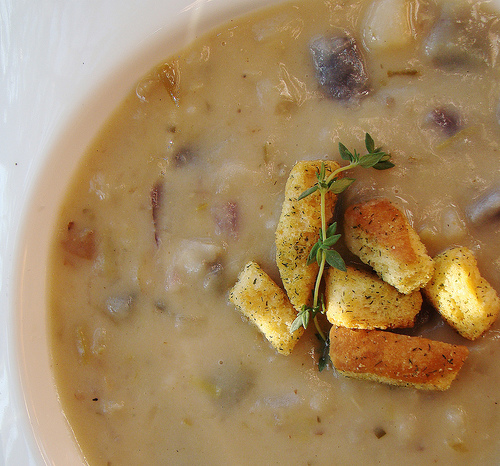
[291,304,322,332]
[302,308,310,329]
[365,132,375,153]
[358,152,386,168]
[318,336,331,372]
[318,354,329,372]
[291,314,304,333]
[338,142,354,162]
[315,246,323,266]
[325,222,338,237]
[307,241,321,265]
[325,249,347,271]
[291,306,309,333]
[322,233,341,248]
[328,177,356,194]
[318,162,326,181]
[373,155,395,170]
[298,185,318,200]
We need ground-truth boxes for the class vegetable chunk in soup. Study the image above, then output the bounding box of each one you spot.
[49,0,500,464]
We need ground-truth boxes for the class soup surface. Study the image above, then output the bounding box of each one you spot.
[49,0,500,464]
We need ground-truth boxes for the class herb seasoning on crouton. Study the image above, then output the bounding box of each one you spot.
[325,266,422,329]
[229,261,304,355]
[329,326,469,390]
[424,247,500,340]
[344,198,434,294]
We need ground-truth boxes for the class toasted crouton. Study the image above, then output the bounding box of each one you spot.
[423,247,500,340]
[329,326,469,390]
[325,266,422,329]
[229,261,304,355]
[275,160,341,310]
[344,198,434,294]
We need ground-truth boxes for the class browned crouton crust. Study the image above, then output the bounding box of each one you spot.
[229,261,304,355]
[275,160,341,310]
[329,326,469,390]
[424,247,500,340]
[344,198,434,294]
[325,266,422,329]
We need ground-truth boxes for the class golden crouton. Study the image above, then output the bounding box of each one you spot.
[229,261,304,355]
[423,247,500,340]
[329,326,469,391]
[325,266,422,329]
[344,198,434,294]
[275,160,341,310]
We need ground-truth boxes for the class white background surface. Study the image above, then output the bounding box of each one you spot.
[0,3,192,462]
[0,0,275,463]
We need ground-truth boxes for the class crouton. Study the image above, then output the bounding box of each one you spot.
[229,261,304,355]
[275,160,341,310]
[329,326,469,390]
[344,198,434,294]
[325,266,422,329]
[423,247,500,340]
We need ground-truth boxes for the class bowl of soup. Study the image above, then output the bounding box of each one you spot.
[8,0,500,463]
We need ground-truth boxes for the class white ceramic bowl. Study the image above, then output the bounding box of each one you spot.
[5,0,500,464]
[1,0,282,463]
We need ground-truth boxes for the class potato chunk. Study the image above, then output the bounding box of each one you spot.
[424,3,495,69]
[329,326,469,391]
[344,198,434,294]
[424,247,500,340]
[325,266,422,329]
[229,261,304,355]
[362,0,414,51]
[275,160,341,311]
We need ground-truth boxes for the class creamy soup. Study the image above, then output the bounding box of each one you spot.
[49,0,500,464]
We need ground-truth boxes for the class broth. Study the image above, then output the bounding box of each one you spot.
[49,0,500,464]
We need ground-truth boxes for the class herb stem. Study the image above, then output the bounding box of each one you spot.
[313,185,329,342]
[313,316,326,342]
[311,163,354,343]
[325,162,355,184]
[290,133,394,365]
[312,253,327,342]
[320,189,327,242]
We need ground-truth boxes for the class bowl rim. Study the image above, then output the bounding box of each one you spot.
[8,0,285,463]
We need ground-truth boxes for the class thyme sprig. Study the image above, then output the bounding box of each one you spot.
[290,133,394,354]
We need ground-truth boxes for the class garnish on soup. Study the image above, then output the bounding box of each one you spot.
[231,133,499,389]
